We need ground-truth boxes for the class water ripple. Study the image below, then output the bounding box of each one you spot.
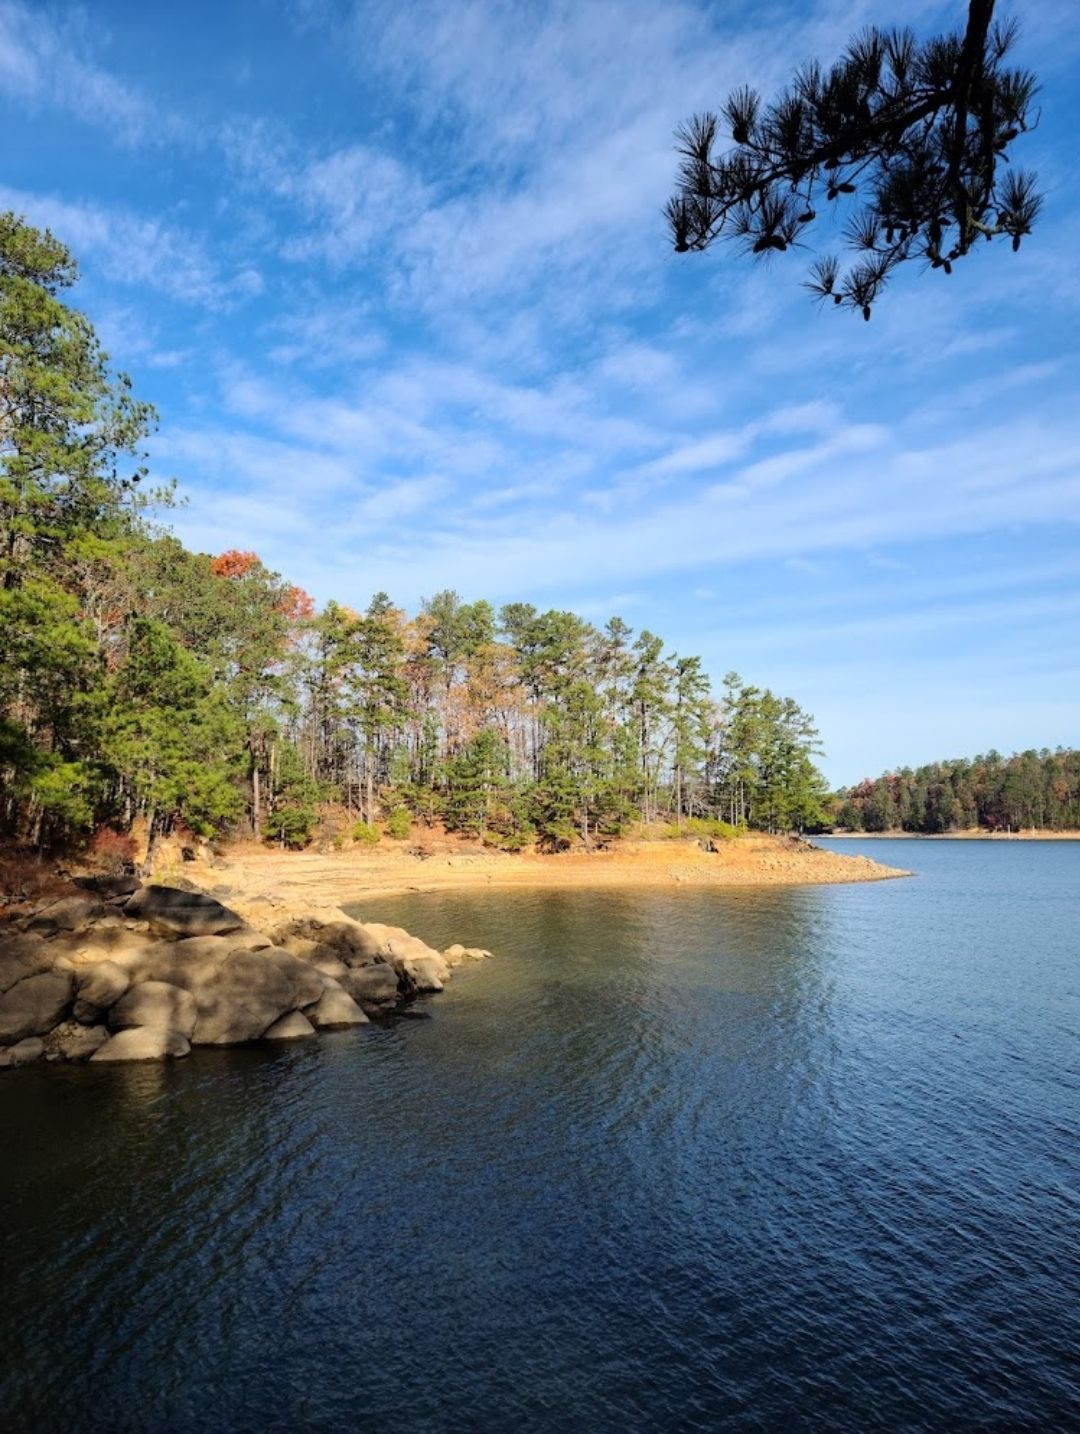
[2,846,1079,1431]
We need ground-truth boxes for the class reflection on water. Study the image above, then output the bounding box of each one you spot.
[2,844,1079,1431]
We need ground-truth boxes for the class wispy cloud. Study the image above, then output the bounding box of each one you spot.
[0,186,260,309]
[5,0,1078,783]
[0,0,177,143]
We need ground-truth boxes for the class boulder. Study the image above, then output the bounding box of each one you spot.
[114,938,325,1045]
[47,1021,110,1061]
[72,960,130,1022]
[306,950,350,980]
[0,932,58,994]
[28,894,109,932]
[74,874,141,901]
[90,1027,190,1062]
[0,1036,45,1069]
[191,948,325,1044]
[263,1010,316,1040]
[356,925,451,993]
[109,981,197,1040]
[0,968,73,1044]
[274,935,349,979]
[360,923,451,989]
[272,915,384,967]
[304,982,369,1029]
[396,954,445,993]
[123,885,246,938]
[337,963,400,1012]
[443,943,493,967]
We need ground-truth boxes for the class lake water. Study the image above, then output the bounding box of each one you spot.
[2,840,1078,1432]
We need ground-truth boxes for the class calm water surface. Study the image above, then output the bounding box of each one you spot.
[2,840,1078,1432]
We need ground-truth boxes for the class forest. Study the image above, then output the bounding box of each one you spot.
[830,749,1080,833]
[1,211,829,859]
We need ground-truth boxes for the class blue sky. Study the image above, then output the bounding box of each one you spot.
[3,0,1078,784]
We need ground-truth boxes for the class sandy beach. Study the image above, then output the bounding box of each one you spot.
[181,834,909,912]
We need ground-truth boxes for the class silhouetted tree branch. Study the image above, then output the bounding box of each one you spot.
[666,1,1040,318]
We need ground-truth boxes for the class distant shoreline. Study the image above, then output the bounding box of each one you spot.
[820,830,1080,841]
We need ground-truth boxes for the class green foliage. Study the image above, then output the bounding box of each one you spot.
[668,5,1041,316]
[833,749,1080,833]
[384,807,412,840]
[29,759,97,833]
[263,741,319,848]
[442,729,511,838]
[267,805,317,850]
[662,817,742,841]
[351,821,381,844]
[0,210,835,855]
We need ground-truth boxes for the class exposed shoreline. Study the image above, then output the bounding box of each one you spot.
[183,834,909,912]
[0,836,905,1070]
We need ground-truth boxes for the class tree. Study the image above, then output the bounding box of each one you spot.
[102,619,244,870]
[2,208,844,857]
[669,654,712,822]
[0,212,155,844]
[666,2,1040,317]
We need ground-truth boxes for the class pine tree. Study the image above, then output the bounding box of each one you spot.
[667,2,1040,317]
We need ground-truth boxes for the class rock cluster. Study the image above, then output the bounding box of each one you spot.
[0,879,491,1068]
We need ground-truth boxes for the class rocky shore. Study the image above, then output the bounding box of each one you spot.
[0,834,907,1071]
[0,875,491,1070]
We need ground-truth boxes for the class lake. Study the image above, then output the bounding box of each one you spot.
[2,839,1077,1431]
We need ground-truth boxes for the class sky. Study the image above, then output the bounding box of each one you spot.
[2,0,1079,785]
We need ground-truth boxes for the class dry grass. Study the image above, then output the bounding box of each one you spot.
[0,852,74,909]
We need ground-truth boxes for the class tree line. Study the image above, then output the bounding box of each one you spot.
[830,749,1080,833]
[0,210,829,859]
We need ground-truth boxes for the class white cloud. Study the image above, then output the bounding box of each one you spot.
[0,0,177,143]
[0,186,258,309]
[279,144,434,264]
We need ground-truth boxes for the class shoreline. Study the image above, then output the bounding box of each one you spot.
[820,829,1080,841]
[0,835,904,1070]
[183,835,909,913]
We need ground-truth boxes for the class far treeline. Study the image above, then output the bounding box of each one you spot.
[1,210,829,861]
[831,750,1080,833]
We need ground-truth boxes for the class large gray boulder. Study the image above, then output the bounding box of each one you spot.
[114,938,325,1045]
[28,894,109,933]
[359,922,451,991]
[73,960,130,1023]
[0,968,73,1044]
[272,915,385,968]
[263,1010,315,1040]
[91,1027,190,1062]
[191,948,325,1044]
[123,885,246,938]
[337,963,400,1012]
[345,923,450,993]
[74,874,141,901]
[109,981,197,1040]
[304,982,369,1028]
[395,953,446,993]
[0,932,59,994]
[0,1036,45,1069]
[306,950,350,979]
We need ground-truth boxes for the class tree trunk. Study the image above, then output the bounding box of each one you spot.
[141,808,161,878]
[252,750,261,836]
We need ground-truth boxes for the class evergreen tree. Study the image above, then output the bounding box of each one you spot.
[667,2,1040,317]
